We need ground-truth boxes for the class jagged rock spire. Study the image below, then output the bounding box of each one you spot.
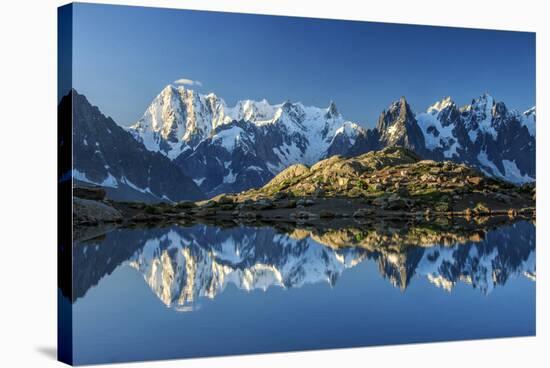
[325,101,339,119]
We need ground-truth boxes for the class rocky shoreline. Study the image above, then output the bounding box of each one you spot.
[72,194,534,254]
[73,186,534,227]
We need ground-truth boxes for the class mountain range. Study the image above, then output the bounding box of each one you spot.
[128,85,535,197]
[67,85,536,202]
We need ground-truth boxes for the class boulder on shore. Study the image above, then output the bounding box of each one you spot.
[73,197,121,224]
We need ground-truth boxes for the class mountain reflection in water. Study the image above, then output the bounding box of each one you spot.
[72,220,535,311]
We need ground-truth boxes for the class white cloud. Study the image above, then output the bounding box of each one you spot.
[173,78,203,87]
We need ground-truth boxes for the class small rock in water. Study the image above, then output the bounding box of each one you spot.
[253,199,274,210]
[238,211,258,220]
[319,210,336,218]
[290,211,319,220]
[372,197,386,207]
[297,198,315,207]
[195,208,217,217]
[353,208,375,218]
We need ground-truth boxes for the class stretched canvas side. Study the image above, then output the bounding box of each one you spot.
[58,3,74,366]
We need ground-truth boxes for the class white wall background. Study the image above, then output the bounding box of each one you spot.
[0,0,546,367]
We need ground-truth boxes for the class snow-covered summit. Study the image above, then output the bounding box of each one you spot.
[227,98,278,123]
[128,84,362,161]
[461,93,498,141]
[427,96,456,115]
[128,85,231,159]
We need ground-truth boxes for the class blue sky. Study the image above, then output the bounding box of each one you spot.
[71,3,535,128]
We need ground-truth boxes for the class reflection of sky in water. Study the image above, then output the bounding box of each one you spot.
[71,221,535,365]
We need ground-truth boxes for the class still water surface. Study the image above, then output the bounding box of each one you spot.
[70,220,535,365]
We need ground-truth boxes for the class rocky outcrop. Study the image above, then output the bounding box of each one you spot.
[265,163,310,187]
[73,197,122,225]
[233,147,534,216]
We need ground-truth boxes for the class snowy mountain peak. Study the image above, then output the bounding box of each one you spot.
[280,100,304,117]
[478,91,494,102]
[427,96,456,115]
[130,84,363,159]
[128,84,227,158]
[230,98,277,123]
[460,93,498,141]
[334,121,362,142]
[471,93,495,112]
